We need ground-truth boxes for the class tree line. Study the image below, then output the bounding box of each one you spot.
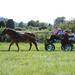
[0,17,75,42]
[0,18,52,30]
[0,17,75,32]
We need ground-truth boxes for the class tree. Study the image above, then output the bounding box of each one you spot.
[36,20,40,27]
[27,20,36,27]
[18,22,24,28]
[39,22,48,30]
[47,23,52,30]
[0,21,5,28]
[54,17,65,26]
[54,18,75,32]
[6,19,15,29]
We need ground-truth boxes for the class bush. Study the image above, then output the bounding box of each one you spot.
[35,31,51,43]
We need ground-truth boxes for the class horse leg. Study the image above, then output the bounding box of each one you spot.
[15,42,19,51]
[29,42,32,51]
[8,41,14,51]
[33,41,39,51]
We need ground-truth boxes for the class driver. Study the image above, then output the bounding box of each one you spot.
[52,27,64,36]
[50,27,64,42]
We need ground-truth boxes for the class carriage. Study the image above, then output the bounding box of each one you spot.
[45,34,75,51]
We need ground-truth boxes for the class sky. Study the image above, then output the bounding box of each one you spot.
[0,0,75,24]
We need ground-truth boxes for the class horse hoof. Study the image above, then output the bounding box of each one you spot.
[29,49,31,51]
[37,50,39,51]
[17,50,19,52]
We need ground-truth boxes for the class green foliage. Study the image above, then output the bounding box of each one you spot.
[38,22,48,30]
[54,16,65,26]
[18,22,25,28]
[0,21,6,28]
[6,19,15,29]
[27,20,49,30]
[55,19,75,32]
[35,31,51,42]
[27,20,36,27]
[25,26,39,31]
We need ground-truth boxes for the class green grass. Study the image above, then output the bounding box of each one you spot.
[0,42,75,75]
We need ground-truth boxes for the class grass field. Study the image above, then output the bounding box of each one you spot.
[0,42,75,75]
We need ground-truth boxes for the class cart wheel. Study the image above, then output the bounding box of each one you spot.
[45,44,55,51]
[61,44,72,51]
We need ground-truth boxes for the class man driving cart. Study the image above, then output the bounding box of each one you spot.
[45,27,73,51]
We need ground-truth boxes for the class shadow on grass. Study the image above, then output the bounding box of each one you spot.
[0,49,42,52]
[0,49,75,52]
[0,49,19,52]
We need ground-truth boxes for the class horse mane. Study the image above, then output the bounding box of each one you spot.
[4,28,21,38]
[7,28,17,33]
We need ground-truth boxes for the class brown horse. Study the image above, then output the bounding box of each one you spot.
[1,28,39,51]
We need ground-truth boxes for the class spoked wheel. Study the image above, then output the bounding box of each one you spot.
[61,44,73,51]
[45,43,55,51]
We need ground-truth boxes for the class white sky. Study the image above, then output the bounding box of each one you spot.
[0,0,75,24]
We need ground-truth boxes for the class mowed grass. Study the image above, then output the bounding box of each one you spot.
[0,42,75,75]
